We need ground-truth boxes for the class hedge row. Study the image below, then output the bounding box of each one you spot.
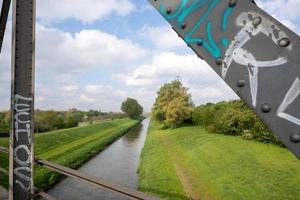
[191,100,283,146]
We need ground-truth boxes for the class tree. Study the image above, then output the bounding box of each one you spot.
[0,111,10,137]
[53,115,66,129]
[121,98,143,119]
[66,115,78,128]
[152,79,193,128]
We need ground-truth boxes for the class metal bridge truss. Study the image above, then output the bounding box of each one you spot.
[0,0,299,199]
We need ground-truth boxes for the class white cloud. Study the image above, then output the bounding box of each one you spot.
[33,83,129,111]
[0,22,149,110]
[256,0,300,33]
[77,84,128,111]
[36,24,148,73]
[114,52,239,110]
[62,85,79,93]
[0,20,11,110]
[139,25,186,50]
[37,0,135,23]
[80,94,97,103]
[114,52,217,86]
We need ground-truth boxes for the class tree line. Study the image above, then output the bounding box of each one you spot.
[152,79,282,146]
[0,96,144,137]
[0,109,126,137]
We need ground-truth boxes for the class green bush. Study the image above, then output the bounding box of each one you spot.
[192,100,283,146]
[242,130,254,140]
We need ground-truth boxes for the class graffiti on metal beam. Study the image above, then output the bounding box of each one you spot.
[160,0,292,108]
[149,0,300,158]
[14,94,32,191]
[277,78,300,126]
[160,0,226,58]
[223,12,290,107]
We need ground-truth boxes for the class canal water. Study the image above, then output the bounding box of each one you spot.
[47,118,150,200]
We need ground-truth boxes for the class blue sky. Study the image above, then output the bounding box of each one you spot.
[0,0,299,112]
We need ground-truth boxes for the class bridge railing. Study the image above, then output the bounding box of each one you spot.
[0,147,8,175]
[0,146,159,200]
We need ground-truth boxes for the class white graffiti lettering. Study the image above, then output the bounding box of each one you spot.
[14,145,30,166]
[16,180,30,191]
[14,167,31,182]
[222,12,290,107]
[14,94,32,191]
[277,78,300,126]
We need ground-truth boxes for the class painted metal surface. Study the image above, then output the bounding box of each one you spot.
[0,0,11,53]
[148,0,300,159]
[9,0,36,199]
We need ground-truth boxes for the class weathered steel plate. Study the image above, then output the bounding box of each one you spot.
[10,0,36,199]
[148,0,300,159]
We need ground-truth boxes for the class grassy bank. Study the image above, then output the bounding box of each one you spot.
[0,118,139,189]
[138,120,300,200]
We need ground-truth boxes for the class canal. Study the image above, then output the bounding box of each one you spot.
[47,118,150,200]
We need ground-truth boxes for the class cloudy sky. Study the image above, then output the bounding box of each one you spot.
[0,0,299,112]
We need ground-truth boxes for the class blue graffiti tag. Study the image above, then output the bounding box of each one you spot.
[221,6,234,48]
[222,6,234,31]
[221,37,229,47]
[159,0,235,59]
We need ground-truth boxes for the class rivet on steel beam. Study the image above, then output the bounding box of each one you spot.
[290,133,300,143]
[261,104,271,113]
[229,0,237,7]
[216,58,223,65]
[197,41,203,46]
[237,80,245,87]
[181,22,187,29]
[166,7,172,15]
[278,37,290,47]
[252,17,262,27]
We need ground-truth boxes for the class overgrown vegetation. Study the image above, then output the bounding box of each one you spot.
[138,120,300,200]
[191,100,282,146]
[150,80,281,146]
[152,79,193,128]
[0,118,138,189]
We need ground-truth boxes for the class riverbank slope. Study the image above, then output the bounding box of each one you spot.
[138,120,300,200]
[0,118,139,189]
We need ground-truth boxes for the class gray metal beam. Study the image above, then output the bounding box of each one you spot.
[35,159,161,200]
[9,0,35,199]
[0,0,11,53]
[37,192,57,200]
[148,0,300,159]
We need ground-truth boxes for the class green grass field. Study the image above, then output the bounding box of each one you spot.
[138,120,300,200]
[0,118,138,189]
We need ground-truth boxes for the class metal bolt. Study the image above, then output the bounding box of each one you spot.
[290,133,300,143]
[252,17,262,27]
[216,58,223,65]
[261,104,271,113]
[181,22,187,29]
[197,40,203,46]
[229,0,237,7]
[237,80,245,87]
[278,37,290,47]
[166,7,172,15]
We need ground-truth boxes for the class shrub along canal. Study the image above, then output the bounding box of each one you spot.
[47,118,150,200]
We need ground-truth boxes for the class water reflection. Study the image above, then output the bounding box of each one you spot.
[47,118,150,200]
